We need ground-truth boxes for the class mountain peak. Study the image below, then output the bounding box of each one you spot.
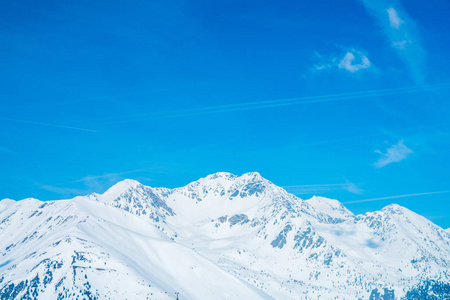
[2,173,450,299]
[204,172,238,181]
[307,195,339,204]
[241,171,263,179]
[184,172,270,192]
[381,203,411,215]
[306,196,354,220]
[0,198,16,207]
[100,179,143,202]
[203,171,264,182]
[122,178,142,187]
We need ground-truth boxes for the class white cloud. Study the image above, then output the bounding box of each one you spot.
[311,51,335,71]
[387,8,403,29]
[315,64,331,71]
[344,181,364,194]
[338,51,371,72]
[359,0,426,83]
[373,140,413,168]
[312,49,371,74]
[392,40,408,49]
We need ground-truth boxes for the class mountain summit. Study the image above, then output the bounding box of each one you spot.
[1,172,450,299]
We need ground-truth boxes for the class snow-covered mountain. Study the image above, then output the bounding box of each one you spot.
[1,172,450,299]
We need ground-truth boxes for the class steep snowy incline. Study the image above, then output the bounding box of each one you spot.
[97,179,174,222]
[355,204,450,277]
[2,172,450,299]
[0,197,270,299]
[90,172,450,299]
[305,196,354,222]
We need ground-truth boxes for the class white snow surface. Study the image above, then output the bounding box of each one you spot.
[1,172,450,299]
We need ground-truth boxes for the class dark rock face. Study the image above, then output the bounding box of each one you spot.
[369,288,395,300]
[271,224,292,249]
[229,214,249,226]
[403,280,450,300]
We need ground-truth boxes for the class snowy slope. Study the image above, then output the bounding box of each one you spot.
[1,172,450,299]
[305,196,354,221]
[0,197,268,299]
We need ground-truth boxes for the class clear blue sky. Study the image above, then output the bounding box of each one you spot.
[1,0,450,228]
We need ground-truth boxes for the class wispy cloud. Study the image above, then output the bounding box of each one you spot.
[90,83,450,124]
[40,185,87,196]
[284,181,363,195]
[359,0,426,83]
[343,190,450,204]
[58,169,145,185]
[312,51,336,71]
[40,169,145,197]
[373,140,413,168]
[345,182,364,194]
[313,49,371,73]
[0,117,97,132]
[387,8,403,29]
[338,51,371,72]
[0,145,16,155]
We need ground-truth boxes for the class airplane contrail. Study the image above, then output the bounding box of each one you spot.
[92,82,450,125]
[284,183,348,188]
[0,145,16,155]
[342,190,450,204]
[54,169,146,186]
[0,117,97,132]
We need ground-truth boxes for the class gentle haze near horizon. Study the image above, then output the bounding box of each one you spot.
[1,0,450,228]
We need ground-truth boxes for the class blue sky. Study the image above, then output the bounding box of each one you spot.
[1,0,450,228]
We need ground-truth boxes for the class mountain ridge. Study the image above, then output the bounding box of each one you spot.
[1,172,450,299]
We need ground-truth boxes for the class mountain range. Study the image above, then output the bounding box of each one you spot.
[1,172,450,299]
